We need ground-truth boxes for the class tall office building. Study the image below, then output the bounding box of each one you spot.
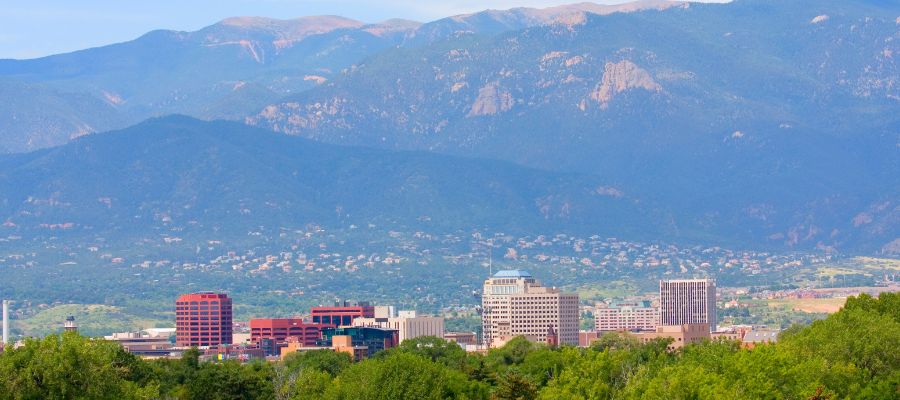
[176,292,233,346]
[481,270,579,347]
[659,279,717,331]
[594,300,658,332]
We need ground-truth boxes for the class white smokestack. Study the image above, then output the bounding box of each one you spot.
[2,300,8,345]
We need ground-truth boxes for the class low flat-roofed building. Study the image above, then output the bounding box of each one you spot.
[332,335,369,362]
[319,326,398,355]
[232,332,251,345]
[105,330,176,357]
[250,318,326,348]
[578,331,601,347]
[352,311,444,343]
[628,323,710,351]
[203,343,266,362]
[594,300,658,332]
[742,330,779,349]
[444,332,477,346]
[711,331,741,341]
[280,335,368,362]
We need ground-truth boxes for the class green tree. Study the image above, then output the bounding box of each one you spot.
[395,336,468,368]
[328,352,487,399]
[485,336,540,371]
[275,350,348,400]
[282,349,351,377]
[186,361,274,400]
[0,332,158,400]
[276,367,332,400]
[493,370,538,400]
[589,332,640,352]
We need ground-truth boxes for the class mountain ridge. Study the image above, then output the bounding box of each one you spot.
[0,115,653,241]
[0,1,704,153]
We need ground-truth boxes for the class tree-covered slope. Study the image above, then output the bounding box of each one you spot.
[0,116,647,240]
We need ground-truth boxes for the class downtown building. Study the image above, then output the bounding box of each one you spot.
[659,279,717,331]
[594,300,659,332]
[481,270,579,347]
[175,292,233,347]
[249,318,328,355]
[310,301,375,327]
[352,310,444,343]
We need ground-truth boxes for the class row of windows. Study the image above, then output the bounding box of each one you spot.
[177,327,231,331]
[177,321,231,324]
[252,328,319,331]
[176,307,224,312]
[178,333,228,338]
[176,311,221,318]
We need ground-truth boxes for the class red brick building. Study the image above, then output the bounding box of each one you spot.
[249,318,326,347]
[310,301,375,327]
[176,292,233,347]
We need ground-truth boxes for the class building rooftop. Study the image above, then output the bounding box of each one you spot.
[743,331,779,343]
[660,278,715,283]
[492,269,532,278]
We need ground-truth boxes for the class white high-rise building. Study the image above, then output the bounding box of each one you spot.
[481,270,579,347]
[659,279,717,331]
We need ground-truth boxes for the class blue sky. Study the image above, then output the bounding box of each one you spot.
[0,0,728,59]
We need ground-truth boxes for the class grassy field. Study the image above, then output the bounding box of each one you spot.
[854,257,900,271]
[815,267,873,279]
[767,297,847,314]
[14,304,171,338]
[787,256,899,287]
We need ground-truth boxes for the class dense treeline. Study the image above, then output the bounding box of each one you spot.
[1,293,897,399]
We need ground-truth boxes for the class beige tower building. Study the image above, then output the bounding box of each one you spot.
[481,270,579,347]
[659,279,717,331]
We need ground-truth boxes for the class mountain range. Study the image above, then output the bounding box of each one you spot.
[0,0,897,253]
[0,0,691,153]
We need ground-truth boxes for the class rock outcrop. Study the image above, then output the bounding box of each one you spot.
[468,82,514,117]
[589,60,661,108]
